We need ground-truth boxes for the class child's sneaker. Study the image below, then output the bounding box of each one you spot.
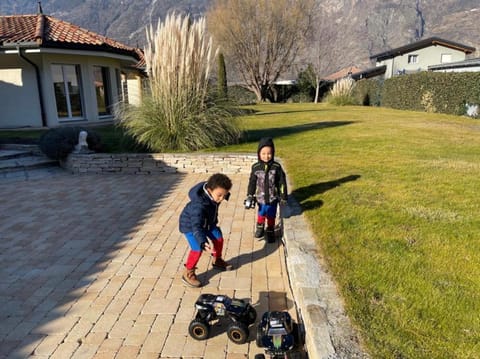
[254,223,265,238]
[212,257,233,271]
[182,267,202,287]
[266,228,275,243]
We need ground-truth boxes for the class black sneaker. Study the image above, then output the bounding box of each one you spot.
[255,223,265,238]
[212,258,233,271]
[266,228,275,243]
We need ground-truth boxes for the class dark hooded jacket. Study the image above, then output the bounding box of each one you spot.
[247,137,287,205]
[179,181,221,247]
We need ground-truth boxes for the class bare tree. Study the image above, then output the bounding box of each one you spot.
[207,0,314,102]
[300,7,349,103]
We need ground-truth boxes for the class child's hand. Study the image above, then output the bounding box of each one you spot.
[244,195,256,209]
[203,239,216,256]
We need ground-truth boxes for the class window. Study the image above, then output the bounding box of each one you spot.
[52,64,83,119]
[115,68,122,100]
[441,53,452,63]
[407,54,418,64]
[93,66,112,116]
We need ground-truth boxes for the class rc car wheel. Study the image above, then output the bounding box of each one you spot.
[292,322,302,346]
[188,319,210,340]
[227,322,249,344]
[246,306,257,324]
[254,354,266,359]
[255,325,263,347]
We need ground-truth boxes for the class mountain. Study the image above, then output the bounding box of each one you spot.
[2,1,479,73]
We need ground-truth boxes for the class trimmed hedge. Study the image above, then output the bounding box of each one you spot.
[354,72,480,116]
[353,78,383,106]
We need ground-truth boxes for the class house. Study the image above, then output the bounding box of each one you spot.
[370,37,476,79]
[323,66,362,82]
[323,65,387,82]
[428,57,480,73]
[0,6,144,129]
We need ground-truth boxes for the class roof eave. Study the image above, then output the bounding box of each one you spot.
[1,41,41,49]
[371,37,476,61]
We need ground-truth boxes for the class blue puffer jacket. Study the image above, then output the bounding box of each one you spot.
[179,181,219,247]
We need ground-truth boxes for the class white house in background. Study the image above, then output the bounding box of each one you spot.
[370,37,476,79]
[0,6,145,129]
[428,57,480,73]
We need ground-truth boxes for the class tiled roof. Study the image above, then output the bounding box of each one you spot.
[0,14,141,62]
[323,66,362,81]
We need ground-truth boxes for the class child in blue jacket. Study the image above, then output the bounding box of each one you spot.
[179,173,233,287]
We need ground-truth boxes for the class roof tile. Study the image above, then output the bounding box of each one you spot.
[0,14,141,61]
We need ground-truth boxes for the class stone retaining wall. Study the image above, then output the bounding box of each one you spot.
[60,152,257,175]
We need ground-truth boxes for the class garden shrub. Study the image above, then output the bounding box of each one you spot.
[228,85,257,105]
[39,127,102,160]
[325,77,357,105]
[118,13,240,152]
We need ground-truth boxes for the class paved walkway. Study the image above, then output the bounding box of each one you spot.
[0,172,300,358]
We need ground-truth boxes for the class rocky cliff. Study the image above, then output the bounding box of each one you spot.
[2,0,479,72]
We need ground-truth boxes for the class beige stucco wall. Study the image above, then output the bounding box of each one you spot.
[0,56,42,128]
[377,45,468,78]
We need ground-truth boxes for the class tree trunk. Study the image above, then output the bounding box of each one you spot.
[314,78,320,103]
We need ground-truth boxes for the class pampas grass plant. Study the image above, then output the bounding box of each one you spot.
[117,13,240,152]
[326,76,357,105]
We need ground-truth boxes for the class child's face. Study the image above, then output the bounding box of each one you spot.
[259,146,273,162]
[208,187,230,203]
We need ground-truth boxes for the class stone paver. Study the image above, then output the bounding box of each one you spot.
[0,172,300,358]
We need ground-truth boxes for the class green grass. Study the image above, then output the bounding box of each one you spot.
[220,103,480,358]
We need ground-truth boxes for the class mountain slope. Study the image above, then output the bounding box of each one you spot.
[1,0,478,72]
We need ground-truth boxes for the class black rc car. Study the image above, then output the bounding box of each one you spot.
[255,311,301,359]
[188,294,257,344]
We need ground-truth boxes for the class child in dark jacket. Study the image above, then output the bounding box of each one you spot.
[179,173,233,288]
[245,137,287,242]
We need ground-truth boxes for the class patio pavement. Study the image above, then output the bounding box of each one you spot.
[0,171,302,359]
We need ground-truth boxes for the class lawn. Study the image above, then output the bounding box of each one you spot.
[220,103,480,358]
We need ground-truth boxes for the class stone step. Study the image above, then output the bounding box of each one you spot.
[0,143,42,154]
[0,155,59,173]
[0,149,34,160]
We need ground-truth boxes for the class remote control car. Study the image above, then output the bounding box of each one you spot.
[188,294,257,344]
[255,311,301,359]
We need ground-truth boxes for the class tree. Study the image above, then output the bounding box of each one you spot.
[217,52,228,100]
[207,0,314,102]
[300,7,348,103]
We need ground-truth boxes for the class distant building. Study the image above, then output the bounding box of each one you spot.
[323,65,387,82]
[370,37,475,79]
[428,57,480,73]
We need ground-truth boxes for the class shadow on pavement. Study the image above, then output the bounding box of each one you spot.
[0,172,184,358]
